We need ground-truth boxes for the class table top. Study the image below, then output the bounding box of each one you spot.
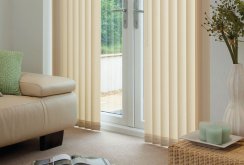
[169,140,244,165]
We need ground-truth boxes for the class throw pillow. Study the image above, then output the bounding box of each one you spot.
[0,50,23,95]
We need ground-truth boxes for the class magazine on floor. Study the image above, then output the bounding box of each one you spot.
[33,154,111,165]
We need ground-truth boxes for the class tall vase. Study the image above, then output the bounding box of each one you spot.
[223,64,244,137]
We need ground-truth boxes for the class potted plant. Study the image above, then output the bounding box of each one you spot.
[203,0,244,136]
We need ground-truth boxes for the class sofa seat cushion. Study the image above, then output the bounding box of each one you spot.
[20,73,75,97]
[0,93,77,148]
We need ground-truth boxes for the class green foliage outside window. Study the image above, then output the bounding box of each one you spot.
[101,0,123,54]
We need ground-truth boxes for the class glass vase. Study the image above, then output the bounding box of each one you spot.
[223,64,244,137]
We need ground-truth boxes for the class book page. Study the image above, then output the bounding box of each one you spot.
[71,156,111,165]
[33,155,111,165]
[51,154,71,163]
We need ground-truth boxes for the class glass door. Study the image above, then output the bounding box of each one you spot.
[101,0,144,129]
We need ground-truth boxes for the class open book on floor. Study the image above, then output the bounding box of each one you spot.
[33,154,111,165]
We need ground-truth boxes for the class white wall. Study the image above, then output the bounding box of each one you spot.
[0,0,51,74]
[0,0,11,49]
[11,0,43,73]
[210,0,244,121]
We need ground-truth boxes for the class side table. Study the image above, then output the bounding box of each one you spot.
[169,140,244,165]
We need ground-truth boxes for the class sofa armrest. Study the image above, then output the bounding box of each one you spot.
[20,72,75,97]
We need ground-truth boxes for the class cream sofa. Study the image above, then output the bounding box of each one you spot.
[0,73,77,150]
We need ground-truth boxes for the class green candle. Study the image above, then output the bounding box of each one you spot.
[222,125,231,143]
[213,122,231,144]
[199,122,211,141]
[206,127,223,145]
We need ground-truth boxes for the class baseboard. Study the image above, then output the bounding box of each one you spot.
[101,122,144,138]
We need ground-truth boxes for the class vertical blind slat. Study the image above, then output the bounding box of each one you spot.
[79,0,86,122]
[144,0,199,146]
[186,0,196,132]
[160,0,170,144]
[152,0,161,143]
[177,0,187,137]
[73,0,79,115]
[53,0,101,130]
[63,0,68,77]
[169,0,178,140]
[144,0,153,142]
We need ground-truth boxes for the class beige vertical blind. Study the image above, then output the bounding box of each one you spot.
[144,0,202,146]
[53,0,101,130]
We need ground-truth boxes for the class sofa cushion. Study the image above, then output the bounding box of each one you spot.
[0,93,77,148]
[0,50,23,95]
[20,73,75,97]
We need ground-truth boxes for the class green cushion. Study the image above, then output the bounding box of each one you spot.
[0,50,23,95]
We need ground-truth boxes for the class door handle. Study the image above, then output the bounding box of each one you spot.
[134,9,144,13]
[112,9,127,13]
[134,0,144,29]
[111,0,128,29]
